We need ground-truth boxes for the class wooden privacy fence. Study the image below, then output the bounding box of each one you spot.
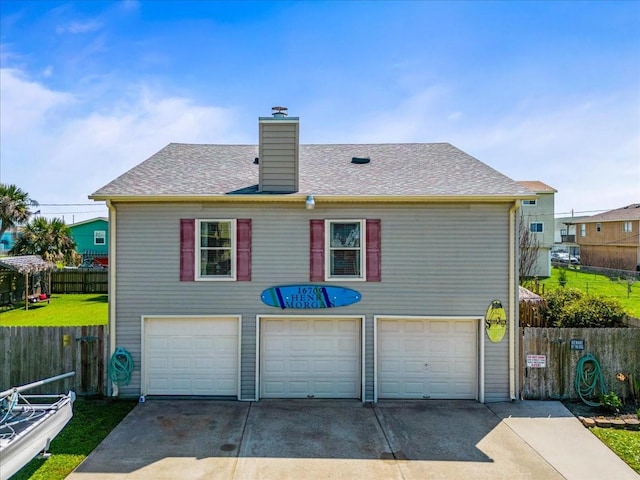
[520,327,640,401]
[0,326,107,396]
[51,269,108,294]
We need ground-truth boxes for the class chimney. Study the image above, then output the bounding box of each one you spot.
[258,106,299,193]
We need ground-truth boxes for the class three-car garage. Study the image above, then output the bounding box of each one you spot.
[141,315,480,401]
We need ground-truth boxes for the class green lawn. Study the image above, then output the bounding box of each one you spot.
[535,267,640,318]
[0,294,108,326]
[591,428,640,474]
[11,399,137,480]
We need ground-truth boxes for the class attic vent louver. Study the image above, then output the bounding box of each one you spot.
[351,157,370,164]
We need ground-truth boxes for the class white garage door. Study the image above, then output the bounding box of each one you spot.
[144,316,239,396]
[377,318,477,399]
[260,317,361,399]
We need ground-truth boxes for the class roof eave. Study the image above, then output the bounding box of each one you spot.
[89,193,536,204]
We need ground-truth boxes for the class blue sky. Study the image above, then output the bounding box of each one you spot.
[1,0,638,223]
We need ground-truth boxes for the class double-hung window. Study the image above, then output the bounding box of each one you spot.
[327,220,365,280]
[529,222,543,233]
[623,222,632,233]
[94,230,106,245]
[310,219,380,282]
[197,219,235,280]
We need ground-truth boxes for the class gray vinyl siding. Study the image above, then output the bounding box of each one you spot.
[112,202,512,402]
[258,121,299,193]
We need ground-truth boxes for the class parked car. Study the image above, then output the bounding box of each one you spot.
[551,252,580,265]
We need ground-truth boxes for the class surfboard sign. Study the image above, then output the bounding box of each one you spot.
[485,299,507,343]
[261,285,362,309]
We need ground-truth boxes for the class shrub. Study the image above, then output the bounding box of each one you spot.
[600,391,623,413]
[558,267,568,287]
[542,288,625,328]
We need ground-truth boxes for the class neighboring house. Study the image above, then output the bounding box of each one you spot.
[90,107,535,403]
[516,181,557,277]
[0,230,17,255]
[69,217,109,266]
[553,215,589,258]
[576,204,640,270]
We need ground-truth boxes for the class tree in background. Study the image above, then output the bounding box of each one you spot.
[518,211,541,283]
[10,217,80,266]
[0,183,39,239]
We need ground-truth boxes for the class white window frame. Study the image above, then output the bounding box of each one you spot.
[580,224,586,237]
[623,222,632,233]
[196,219,236,281]
[325,219,366,281]
[522,199,537,206]
[596,223,602,232]
[529,222,544,233]
[94,230,106,245]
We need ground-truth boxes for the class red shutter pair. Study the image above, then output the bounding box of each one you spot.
[310,219,381,282]
[180,218,381,282]
[180,219,252,281]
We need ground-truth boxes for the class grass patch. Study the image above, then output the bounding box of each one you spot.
[11,399,137,480]
[0,294,107,327]
[591,428,640,474]
[537,268,640,318]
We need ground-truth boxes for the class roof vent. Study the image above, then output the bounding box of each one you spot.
[271,106,288,117]
[253,157,259,165]
[351,157,370,164]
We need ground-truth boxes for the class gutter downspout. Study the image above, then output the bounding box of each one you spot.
[106,200,118,397]
[509,201,520,401]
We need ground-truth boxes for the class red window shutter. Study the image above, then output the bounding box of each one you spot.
[180,219,195,281]
[310,220,325,281]
[236,219,252,281]
[366,219,381,282]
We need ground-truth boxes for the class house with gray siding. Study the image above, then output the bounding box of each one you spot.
[90,107,535,403]
[516,181,557,278]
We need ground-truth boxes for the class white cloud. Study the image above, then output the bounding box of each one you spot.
[0,69,245,222]
[0,69,73,135]
[350,85,639,216]
[56,20,102,35]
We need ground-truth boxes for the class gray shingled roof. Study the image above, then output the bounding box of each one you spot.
[91,143,533,199]
[580,204,640,223]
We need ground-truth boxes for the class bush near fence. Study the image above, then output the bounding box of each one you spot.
[520,327,640,402]
[0,326,107,396]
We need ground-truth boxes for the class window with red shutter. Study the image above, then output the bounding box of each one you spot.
[180,219,252,281]
[312,219,381,282]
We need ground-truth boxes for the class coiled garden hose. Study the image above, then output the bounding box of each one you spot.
[108,347,134,386]
[575,353,605,407]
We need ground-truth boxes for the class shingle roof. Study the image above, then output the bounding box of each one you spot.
[516,181,557,193]
[581,204,640,223]
[91,143,533,199]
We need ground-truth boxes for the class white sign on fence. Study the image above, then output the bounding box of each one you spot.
[526,354,546,368]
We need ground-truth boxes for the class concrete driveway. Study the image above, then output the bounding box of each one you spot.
[66,399,637,480]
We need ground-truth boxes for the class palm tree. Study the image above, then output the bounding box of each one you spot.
[0,183,39,239]
[10,217,80,266]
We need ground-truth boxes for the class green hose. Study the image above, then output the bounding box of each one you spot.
[108,347,134,387]
[575,353,605,407]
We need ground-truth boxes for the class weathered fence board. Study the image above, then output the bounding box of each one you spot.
[51,270,108,294]
[0,326,107,396]
[520,327,640,401]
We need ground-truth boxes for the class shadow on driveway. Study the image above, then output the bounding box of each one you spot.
[67,399,633,480]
